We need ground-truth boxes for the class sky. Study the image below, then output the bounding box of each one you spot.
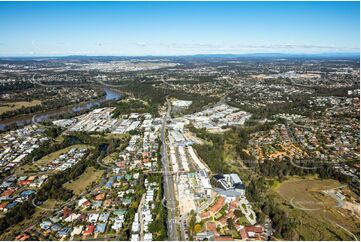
[0,1,359,56]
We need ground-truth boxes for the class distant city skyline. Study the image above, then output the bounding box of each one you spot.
[0,1,359,56]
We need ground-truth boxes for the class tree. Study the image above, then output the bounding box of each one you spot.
[227,218,235,230]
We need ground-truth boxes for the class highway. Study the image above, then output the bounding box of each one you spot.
[161,99,179,240]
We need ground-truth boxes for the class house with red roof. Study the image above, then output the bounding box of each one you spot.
[18,180,31,186]
[205,222,219,237]
[237,225,265,240]
[95,193,105,201]
[82,200,91,208]
[200,196,225,219]
[15,233,30,241]
[214,235,234,241]
[103,199,112,207]
[62,208,72,218]
[1,188,15,197]
[83,224,95,236]
[0,202,9,211]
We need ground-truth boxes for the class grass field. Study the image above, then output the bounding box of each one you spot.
[0,100,41,114]
[272,176,360,240]
[89,132,129,141]
[63,167,104,195]
[36,199,59,210]
[269,179,281,189]
[15,144,91,176]
[276,177,339,210]
[54,135,65,144]
[102,153,117,165]
[104,133,130,140]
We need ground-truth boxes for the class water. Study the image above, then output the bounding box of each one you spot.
[103,88,121,101]
[66,136,83,145]
[0,88,122,131]
[99,143,109,153]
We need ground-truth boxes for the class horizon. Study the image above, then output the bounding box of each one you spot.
[0,51,360,59]
[0,1,360,56]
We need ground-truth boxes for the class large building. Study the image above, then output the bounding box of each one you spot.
[213,173,245,196]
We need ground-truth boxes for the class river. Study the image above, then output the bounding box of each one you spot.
[0,88,122,131]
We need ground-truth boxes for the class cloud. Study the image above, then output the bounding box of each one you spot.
[2,42,358,57]
[135,42,147,47]
[129,42,359,54]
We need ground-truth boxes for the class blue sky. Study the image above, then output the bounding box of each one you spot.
[0,1,359,56]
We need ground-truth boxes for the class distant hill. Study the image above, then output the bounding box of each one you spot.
[190,52,360,59]
[0,52,359,61]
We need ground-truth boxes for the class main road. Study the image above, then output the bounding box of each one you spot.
[161,98,179,240]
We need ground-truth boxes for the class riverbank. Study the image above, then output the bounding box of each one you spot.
[0,88,122,132]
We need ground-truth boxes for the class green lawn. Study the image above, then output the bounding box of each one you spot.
[63,167,104,195]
